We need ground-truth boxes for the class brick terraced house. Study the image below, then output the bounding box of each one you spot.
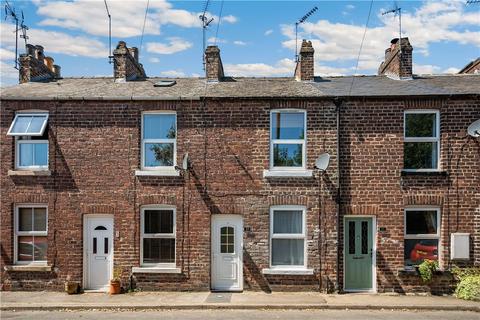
[1,39,479,294]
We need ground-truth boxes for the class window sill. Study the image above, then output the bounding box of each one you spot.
[8,170,51,176]
[135,169,180,177]
[262,268,314,275]
[263,169,313,178]
[131,267,181,274]
[401,170,447,177]
[4,265,52,272]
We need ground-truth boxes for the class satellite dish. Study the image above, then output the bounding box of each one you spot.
[182,153,189,170]
[315,153,330,171]
[467,119,480,138]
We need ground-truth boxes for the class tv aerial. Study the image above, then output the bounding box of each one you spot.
[4,0,29,69]
[295,6,318,62]
[382,2,402,56]
[315,153,330,172]
[103,0,113,64]
[199,0,214,71]
[467,119,480,138]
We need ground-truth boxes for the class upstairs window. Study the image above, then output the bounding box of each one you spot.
[404,208,440,268]
[141,112,176,170]
[404,111,439,170]
[141,207,176,267]
[15,205,48,264]
[270,110,306,170]
[7,113,49,170]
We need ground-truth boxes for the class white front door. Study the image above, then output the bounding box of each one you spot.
[211,215,243,291]
[84,215,113,291]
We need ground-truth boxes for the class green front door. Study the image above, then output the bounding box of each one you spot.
[344,217,373,291]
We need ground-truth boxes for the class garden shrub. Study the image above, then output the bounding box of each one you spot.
[452,267,480,301]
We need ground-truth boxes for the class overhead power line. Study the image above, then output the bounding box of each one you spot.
[348,0,374,97]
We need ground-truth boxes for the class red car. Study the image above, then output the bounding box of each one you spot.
[410,243,438,263]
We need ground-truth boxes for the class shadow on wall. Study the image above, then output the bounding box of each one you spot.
[243,249,271,293]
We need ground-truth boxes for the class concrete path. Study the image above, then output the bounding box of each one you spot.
[1,291,479,312]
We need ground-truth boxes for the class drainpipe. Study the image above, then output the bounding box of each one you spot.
[333,97,343,293]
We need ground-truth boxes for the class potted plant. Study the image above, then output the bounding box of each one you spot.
[109,267,122,294]
[64,275,80,294]
[418,259,439,283]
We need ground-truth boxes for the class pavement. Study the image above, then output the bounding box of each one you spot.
[0,291,479,312]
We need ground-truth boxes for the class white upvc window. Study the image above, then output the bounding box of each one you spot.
[269,110,307,171]
[7,112,49,171]
[404,207,441,268]
[141,111,177,170]
[270,205,307,269]
[140,206,176,268]
[14,205,48,265]
[404,110,440,171]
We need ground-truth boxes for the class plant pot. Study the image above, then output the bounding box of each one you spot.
[109,280,121,294]
[65,281,79,295]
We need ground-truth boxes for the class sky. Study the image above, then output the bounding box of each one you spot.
[0,0,479,86]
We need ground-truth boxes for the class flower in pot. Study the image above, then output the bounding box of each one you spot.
[109,267,122,294]
[65,275,79,294]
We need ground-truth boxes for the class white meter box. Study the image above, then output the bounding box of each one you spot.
[450,233,470,260]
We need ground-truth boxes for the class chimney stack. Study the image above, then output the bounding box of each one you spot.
[113,41,146,82]
[295,40,315,82]
[205,45,224,82]
[19,44,61,84]
[378,37,413,80]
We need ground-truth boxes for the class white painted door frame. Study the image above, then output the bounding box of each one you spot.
[211,214,243,291]
[343,215,377,293]
[83,214,114,291]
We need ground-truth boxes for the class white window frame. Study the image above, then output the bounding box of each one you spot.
[269,205,307,269]
[15,139,49,170]
[7,113,49,136]
[403,110,440,172]
[404,206,441,268]
[269,110,307,171]
[140,205,176,268]
[141,111,177,171]
[14,204,48,265]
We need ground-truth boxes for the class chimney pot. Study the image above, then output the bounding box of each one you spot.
[44,56,54,72]
[35,45,45,63]
[53,65,61,79]
[295,39,315,81]
[205,45,224,82]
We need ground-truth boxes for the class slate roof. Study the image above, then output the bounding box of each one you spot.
[1,74,479,100]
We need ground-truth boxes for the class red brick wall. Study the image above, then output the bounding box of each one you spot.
[339,97,480,293]
[1,96,478,293]
[1,99,339,292]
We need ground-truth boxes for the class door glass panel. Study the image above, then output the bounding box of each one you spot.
[220,226,234,253]
[93,237,97,254]
[94,225,107,230]
[361,221,368,254]
[104,238,108,254]
[348,221,355,254]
